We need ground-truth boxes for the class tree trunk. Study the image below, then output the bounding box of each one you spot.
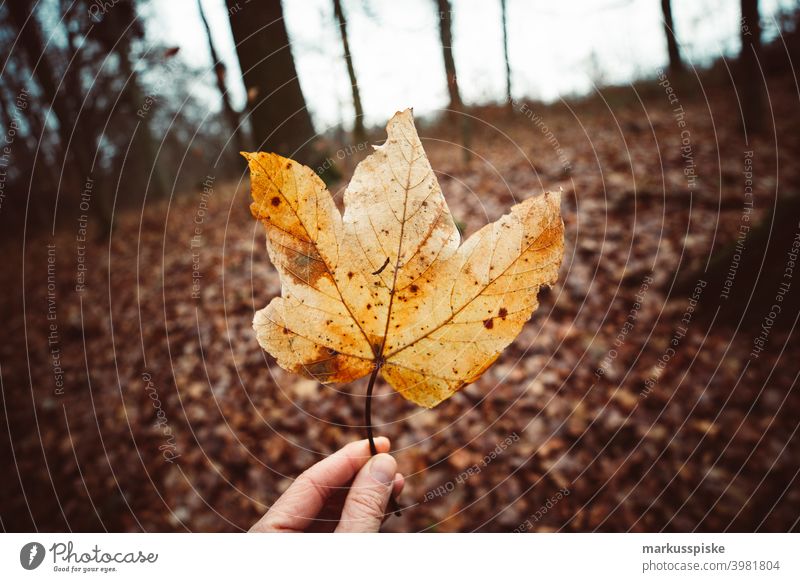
[500,0,512,107]
[434,0,470,162]
[198,0,245,156]
[115,37,169,205]
[677,1,792,331]
[6,1,92,181]
[226,0,317,162]
[436,0,462,113]
[332,0,366,143]
[740,0,763,134]
[661,0,684,75]
[677,193,800,330]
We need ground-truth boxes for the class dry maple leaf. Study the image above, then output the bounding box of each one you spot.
[245,109,564,409]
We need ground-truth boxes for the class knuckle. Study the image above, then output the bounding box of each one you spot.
[347,488,387,518]
[294,471,326,500]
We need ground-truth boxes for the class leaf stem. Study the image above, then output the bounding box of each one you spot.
[364,361,402,517]
[365,363,380,456]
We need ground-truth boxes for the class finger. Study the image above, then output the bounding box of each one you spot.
[335,453,397,533]
[392,473,405,497]
[251,437,390,532]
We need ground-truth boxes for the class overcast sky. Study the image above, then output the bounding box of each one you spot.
[148,0,791,132]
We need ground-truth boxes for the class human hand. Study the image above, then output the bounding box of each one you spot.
[250,437,404,532]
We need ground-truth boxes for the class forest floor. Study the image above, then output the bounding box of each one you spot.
[2,71,800,532]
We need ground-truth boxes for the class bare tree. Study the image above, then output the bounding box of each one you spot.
[6,1,92,182]
[226,0,317,162]
[500,0,512,106]
[198,0,245,155]
[332,0,366,142]
[434,0,470,162]
[740,0,763,133]
[95,1,170,205]
[661,0,684,74]
[436,0,462,113]
[678,1,800,328]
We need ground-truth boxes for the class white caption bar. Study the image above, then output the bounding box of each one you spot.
[1,533,797,581]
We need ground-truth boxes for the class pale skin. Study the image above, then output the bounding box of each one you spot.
[250,437,404,533]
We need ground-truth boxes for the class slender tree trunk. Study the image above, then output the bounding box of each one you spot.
[197,0,245,155]
[500,0,512,107]
[0,78,53,228]
[740,0,763,134]
[116,39,169,205]
[661,0,684,75]
[332,0,366,143]
[6,2,91,181]
[678,1,791,330]
[434,0,470,162]
[226,0,317,162]
[6,1,113,235]
[436,0,462,113]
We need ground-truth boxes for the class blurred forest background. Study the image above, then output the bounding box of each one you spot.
[1,0,800,532]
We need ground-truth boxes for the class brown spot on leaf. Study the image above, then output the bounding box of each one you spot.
[280,241,329,287]
[271,196,281,206]
[483,318,494,329]
[303,357,338,382]
[499,307,508,319]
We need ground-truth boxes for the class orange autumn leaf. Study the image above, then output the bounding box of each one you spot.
[244,109,564,408]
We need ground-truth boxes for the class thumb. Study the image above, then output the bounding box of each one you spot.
[335,453,397,532]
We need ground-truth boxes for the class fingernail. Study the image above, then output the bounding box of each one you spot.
[369,454,396,486]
